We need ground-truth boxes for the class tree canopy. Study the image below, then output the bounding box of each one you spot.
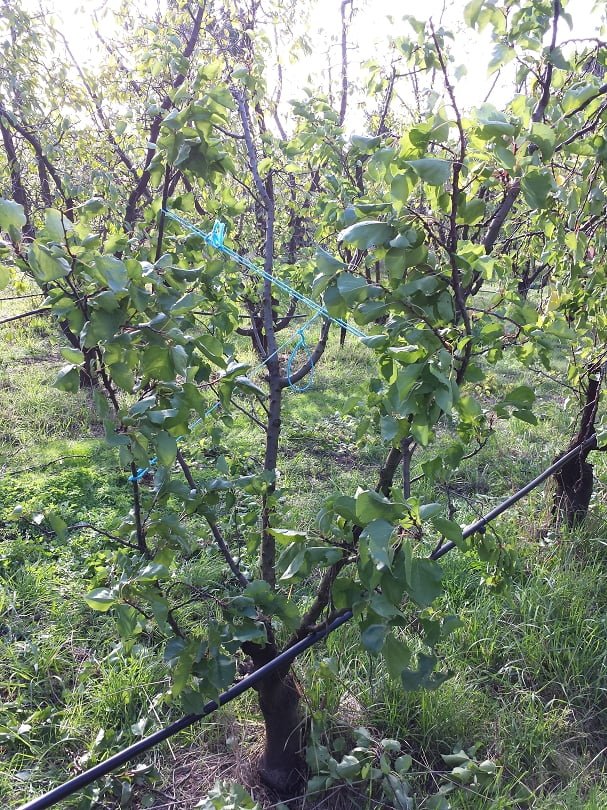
[1,0,607,803]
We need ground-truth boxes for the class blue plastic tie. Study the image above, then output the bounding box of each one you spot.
[128,456,157,483]
[209,220,225,247]
[163,210,368,340]
[286,328,315,392]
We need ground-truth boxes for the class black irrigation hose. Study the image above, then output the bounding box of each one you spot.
[18,434,598,810]
[431,433,598,560]
[18,612,353,810]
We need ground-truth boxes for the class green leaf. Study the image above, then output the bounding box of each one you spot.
[0,264,11,290]
[419,503,442,520]
[380,414,400,442]
[369,592,401,618]
[504,385,535,407]
[323,281,347,318]
[233,376,265,399]
[361,334,389,349]
[337,272,368,304]
[268,528,308,545]
[476,106,516,138]
[405,558,443,608]
[361,623,387,654]
[82,309,124,347]
[28,243,71,282]
[457,395,482,419]
[458,198,486,225]
[391,173,413,204]
[171,345,188,376]
[279,549,306,581]
[109,362,135,392]
[464,0,485,27]
[156,431,178,467]
[85,588,115,612]
[351,134,381,151]
[529,122,556,160]
[406,159,451,186]
[332,495,358,523]
[395,754,413,775]
[355,489,405,525]
[401,651,445,690]
[54,365,80,393]
[382,632,411,679]
[442,751,470,767]
[313,247,344,294]
[81,197,106,215]
[361,519,394,570]
[548,46,570,70]
[411,417,432,446]
[563,83,600,115]
[61,347,84,364]
[335,753,362,779]
[197,333,226,368]
[47,512,68,540]
[512,408,537,425]
[136,561,170,580]
[95,255,128,293]
[164,636,187,663]
[488,43,515,74]
[494,143,515,171]
[338,220,395,249]
[44,208,73,241]
[521,169,553,209]
[431,516,463,544]
[0,198,26,231]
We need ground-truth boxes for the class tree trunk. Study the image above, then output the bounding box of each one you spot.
[553,370,601,527]
[242,641,304,795]
[256,669,304,793]
[553,455,593,527]
[261,366,281,588]
[377,446,403,498]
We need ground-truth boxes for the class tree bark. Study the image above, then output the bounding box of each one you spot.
[377,446,403,497]
[242,641,304,794]
[553,369,601,526]
[256,670,304,793]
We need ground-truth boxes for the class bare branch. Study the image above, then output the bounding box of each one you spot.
[130,463,150,556]
[0,114,33,235]
[430,22,471,380]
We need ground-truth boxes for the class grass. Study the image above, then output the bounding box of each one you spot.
[1,296,607,808]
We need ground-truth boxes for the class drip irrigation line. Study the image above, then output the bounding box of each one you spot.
[17,434,598,810]
[431,434,598,560]
[17,612,352,810]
